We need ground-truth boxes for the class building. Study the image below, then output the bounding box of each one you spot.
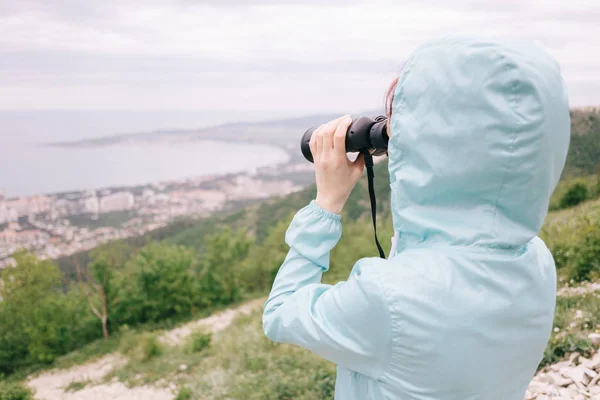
[84,195,100,214]
[99,191,135,213]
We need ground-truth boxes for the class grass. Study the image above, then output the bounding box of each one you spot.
[64,379,91,392]
[540,198,600,282]
[119,331,163,362]
[185,331,212,354]
[52,334,122,371]
[105,310,336,400]
[175,386,193,400]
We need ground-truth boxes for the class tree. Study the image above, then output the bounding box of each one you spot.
[200,228,251,305]
[595,163,600,197]
[0,252,64,371]
[113,242,199,325]
[76,241,132,339]
[240,220,290,294]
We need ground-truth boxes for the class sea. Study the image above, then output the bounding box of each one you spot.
[0,110,298,198]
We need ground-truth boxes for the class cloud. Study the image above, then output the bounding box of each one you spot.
[0,1,599,110]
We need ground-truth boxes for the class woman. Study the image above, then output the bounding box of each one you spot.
[262,37,570,399]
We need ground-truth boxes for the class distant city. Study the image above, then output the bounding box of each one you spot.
[0,161,314,268]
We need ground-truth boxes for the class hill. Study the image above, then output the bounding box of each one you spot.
[563,107,600,177]
[55,106,600,280]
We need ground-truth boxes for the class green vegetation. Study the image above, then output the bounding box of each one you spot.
[541,293,600,368]
[563,108,600,178]
[186,331,212,354]
[175,387,193,400]
[541,199,600,282]
[64,379,90,392]
[0,382,32,400]
[119,331,163,362]
[559,182,590,209]
[549,175,599,211]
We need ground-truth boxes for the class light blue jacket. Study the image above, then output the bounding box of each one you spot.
[263,38,570,400]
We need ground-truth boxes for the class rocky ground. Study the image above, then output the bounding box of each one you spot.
[526,343,600,400]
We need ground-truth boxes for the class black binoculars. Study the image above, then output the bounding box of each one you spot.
[300,115,389,163]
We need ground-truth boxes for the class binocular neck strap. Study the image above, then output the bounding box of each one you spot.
[364,153,386,259]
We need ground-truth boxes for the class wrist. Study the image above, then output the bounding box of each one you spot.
[315,195,344,214]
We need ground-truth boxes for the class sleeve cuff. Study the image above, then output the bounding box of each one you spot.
[306,200,341,222]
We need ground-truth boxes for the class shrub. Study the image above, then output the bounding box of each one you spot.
[540,334,593,369]
[0,381,33,400]
[138,334,162,362]
[112,243,199,325]
[64,380,89,392]
[186,331,212,354]
[550,243,573,270]
[119,332,162,362]
[560,183,589,209]
[567,222,600,282]
[175,386,193,400]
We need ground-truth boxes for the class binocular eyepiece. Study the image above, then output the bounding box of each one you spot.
[301,115,389,163]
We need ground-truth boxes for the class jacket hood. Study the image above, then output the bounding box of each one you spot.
[388,37,570,249]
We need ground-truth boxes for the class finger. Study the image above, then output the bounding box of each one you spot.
[321,118,340,153]
[317,125,326,155]
[334,115,352,155]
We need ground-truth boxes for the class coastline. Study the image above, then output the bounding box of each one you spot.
[0,152,315,268]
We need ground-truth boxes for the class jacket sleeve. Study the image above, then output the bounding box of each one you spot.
[262,201,391,379]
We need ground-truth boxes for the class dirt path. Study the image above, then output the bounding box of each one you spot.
[27,298,265,400]
[160,298,264,346]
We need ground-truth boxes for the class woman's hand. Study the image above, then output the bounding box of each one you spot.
[310,115,365,214]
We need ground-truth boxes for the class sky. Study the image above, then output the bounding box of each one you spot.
[1,0,599,113]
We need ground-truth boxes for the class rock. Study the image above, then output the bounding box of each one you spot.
[564,365,588,388]
[111,376,119,383]
[551,361,570,372]
[590,333,600,347]
[590,386,600,395]
[528,381,559,396]
[549,372,574,387]
[179,364,188,372]
[576,310,584,319]
[584,353,600,370]
[590,373,600,387]
[579,356,592,365]
[535,373,552,384]
[569,352,581,365]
